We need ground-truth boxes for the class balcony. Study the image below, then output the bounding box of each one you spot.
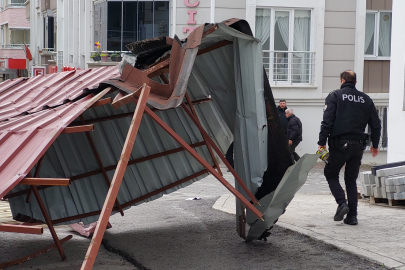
[1,43,27,49]
[263,50,316,85]
[1,0,25,11]
[87,51,131,69]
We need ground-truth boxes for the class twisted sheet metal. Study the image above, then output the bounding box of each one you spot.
[0,89,112,199]
[2,22,270,230]
[0,66,120,122]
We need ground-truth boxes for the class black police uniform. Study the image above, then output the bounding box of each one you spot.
[318,82,381,218]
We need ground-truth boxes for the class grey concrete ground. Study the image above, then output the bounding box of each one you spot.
[215,162,405,270]
[0,163,394,269]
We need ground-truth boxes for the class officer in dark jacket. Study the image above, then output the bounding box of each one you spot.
[286,108,302,162]
[277,100,288,134]
[318,70,381,226]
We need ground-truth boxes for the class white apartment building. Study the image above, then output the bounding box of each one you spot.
[387,0,405,163]
[25,0,391,164]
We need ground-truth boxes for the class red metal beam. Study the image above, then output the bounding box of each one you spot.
[0,235,72,269]
[202,24,219,38]
[159,74,169,84]
[81,84,151,270]
[31,185,66,261]
[197,40,232,56]
[70,97,212,126]
[185,93,222,176]
[80,115,124,216]
[180,102,260,205]
[26,155,45,203]
[111,86,143,109]
[89,97,112,108]
[0,224,43,235]
[62,125,94,134]
[4,142,207,200]
[140,102,263,219]
[20,178,71,186]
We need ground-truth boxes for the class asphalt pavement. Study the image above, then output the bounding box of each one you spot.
[0,163,398,269]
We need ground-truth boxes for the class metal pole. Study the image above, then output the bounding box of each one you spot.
[184,93,222,176]
[180,102,260,205]
[81,84,150,270]
[140,103,263,219]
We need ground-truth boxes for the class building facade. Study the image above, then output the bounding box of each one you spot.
[25,0,391,163]
[0,0,29,80]
[387,0,404,163]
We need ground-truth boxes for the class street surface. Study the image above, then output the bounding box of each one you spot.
[1,163,384,269]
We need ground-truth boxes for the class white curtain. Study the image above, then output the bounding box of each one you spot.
[255,9,271,44]
[275,15,289,49]
[364,13,375,54]
[379,12,391,56]
[274,13,289,81]
[293,12,310,83]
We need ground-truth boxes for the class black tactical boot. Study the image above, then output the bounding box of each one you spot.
[334,202,349,221]
[344,216,358,225]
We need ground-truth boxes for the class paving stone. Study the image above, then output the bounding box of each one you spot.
[373,187,387,198]
[386,192,396,200]
[395,185,405,193]
[386,185,396,193]
[394,192,405,200]
[376,165,405,177]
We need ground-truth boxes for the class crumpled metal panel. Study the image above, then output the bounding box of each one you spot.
[245,154,319,241]
[0,66,120,122]
[4,22,268,227]
[2,20,306,242]
[0,89,111,199]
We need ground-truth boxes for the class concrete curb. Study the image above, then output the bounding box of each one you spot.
[213,194,405,270]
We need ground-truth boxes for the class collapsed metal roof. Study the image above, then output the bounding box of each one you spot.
[0,19,317,269]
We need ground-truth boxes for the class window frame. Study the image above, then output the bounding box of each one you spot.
[261,7,315,86]
[364,10,392,60]
[105,0,170,52]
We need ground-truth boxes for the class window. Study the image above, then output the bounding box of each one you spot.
[10,29,29,45]
[365,11,392,57]
[256,8,314,85]
[105,0,169,52]
[43,16,55,50]
[1,0,24,9]
[1,26,29,48]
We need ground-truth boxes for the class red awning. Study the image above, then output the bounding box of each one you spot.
[8,59,26,69]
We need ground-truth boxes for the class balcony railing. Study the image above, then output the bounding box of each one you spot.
[1,2,25,11]
[262,50,316,85]
[89,51,132,63]
[1,43,28,49]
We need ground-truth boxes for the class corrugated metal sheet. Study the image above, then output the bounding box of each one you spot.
[0,89,112,200]
[1,21,289,240]
[0,66,120,122]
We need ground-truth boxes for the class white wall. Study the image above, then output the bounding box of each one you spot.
[58,0,92,69]
[387,0,405,162]
[29,0,92,70]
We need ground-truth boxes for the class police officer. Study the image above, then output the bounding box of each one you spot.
[317,70,381,226]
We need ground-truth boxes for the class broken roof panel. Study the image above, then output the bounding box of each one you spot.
[1,20,301,252]
[0,66,120,122]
